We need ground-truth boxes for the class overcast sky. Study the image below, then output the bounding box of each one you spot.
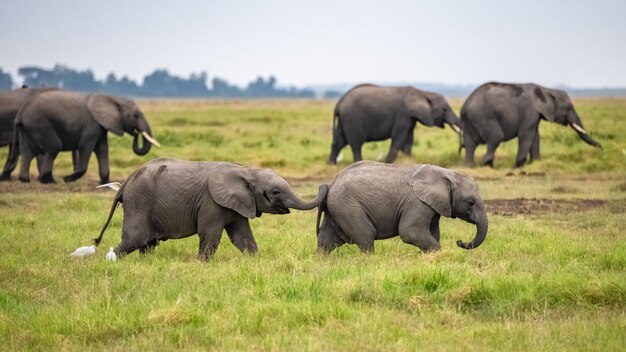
[1,0,625,88]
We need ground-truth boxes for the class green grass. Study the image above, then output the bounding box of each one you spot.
[0,98,625,351]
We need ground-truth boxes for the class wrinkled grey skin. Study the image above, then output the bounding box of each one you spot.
[316,161,487,253]
[328,84,461,164]
[94,158,329,260]
[461,82,602,168]
[1,90,158,184]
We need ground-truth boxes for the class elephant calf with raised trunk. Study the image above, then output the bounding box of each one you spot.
[1,90,160,184]
[461,82,602,168]
[317,161,487,253]
[328,84,462,164]
[94,158,329,260]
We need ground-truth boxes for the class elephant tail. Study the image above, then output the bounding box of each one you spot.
[93,187,124,247]
[315,187,329,236]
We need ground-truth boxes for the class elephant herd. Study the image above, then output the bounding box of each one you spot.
[329,82,601,167]
[0,81,602,259]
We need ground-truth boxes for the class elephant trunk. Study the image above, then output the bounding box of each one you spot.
[132,133,151,155]
[132,119,160,156]
[283,184,329,210]
[456,215,488,250]
[568,112,602,149]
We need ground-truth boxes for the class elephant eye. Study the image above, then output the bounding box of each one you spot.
[133,112,139,118]
[272,189,281,196]
[468,199,475,206]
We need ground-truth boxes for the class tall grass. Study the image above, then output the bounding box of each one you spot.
[0,98,625,351]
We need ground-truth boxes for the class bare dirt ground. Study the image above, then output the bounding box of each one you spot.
[484,198,611,216]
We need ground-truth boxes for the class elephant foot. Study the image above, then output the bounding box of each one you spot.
[483,160,494,168]
[99,177,110,185]
[18,176,30,183]
[39,173,56,184]
[63,175,77,183]
[514,159,526,168]
[0,173,11,181]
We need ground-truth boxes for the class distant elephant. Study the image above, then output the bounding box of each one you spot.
[93,158,329,259]
[328,84,462,164]
[0,86,70,178]
[316,161,487,253]
[461,82,602,167]
[1,90,160,184]
[0,86,55,148]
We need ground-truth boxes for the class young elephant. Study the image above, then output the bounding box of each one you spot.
[94,158,328,259]
[316,161,487,253]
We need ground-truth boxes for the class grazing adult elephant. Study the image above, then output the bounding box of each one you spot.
[1,90,160,184]
[316,161,487,253]
[328,84,462,164]
[461,82,602,167]
[94,158,329,260]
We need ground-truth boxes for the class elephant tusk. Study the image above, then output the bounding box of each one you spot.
[571,123,587,134]
[141,131,161,147]
[451,124,462,134]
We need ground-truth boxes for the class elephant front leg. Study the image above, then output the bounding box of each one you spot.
[515,133,536,168]
[399,213,441,252]
[530,129,540,162]
[429,214,441,243]
[402,130,414,156]
[225,218,258,255]
[63,144,96,183]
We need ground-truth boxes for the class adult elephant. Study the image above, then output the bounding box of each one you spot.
[1,90,160,184]
[94,158,329,259]
[328,84,462,164]
[461,82,602,167]
[316,161,487,253]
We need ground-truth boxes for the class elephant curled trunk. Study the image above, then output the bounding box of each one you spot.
[132,131,160,156]
[456,216,488,250]
[283,184,329,210]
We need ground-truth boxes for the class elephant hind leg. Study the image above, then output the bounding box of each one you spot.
[317,216,345,254]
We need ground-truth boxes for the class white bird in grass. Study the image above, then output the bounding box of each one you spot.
[106,247,117,262]
[336,153,344,162]
[69,245,96,257]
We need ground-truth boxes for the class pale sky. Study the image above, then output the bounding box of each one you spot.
[1,0,625,88]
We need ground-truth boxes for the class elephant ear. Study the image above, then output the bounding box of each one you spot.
[531,87,557,122]
[405,90,435,126]
[411,164,453,217]
[87,94,125,136]
[208,163,256,219]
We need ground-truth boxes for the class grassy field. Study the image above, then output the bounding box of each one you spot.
[0,98,625,351]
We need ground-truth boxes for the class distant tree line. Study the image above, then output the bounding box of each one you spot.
[0,64,315,98]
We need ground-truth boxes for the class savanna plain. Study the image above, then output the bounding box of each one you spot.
[0,98,625,351]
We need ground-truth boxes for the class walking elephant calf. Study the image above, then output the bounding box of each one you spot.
[94,158,328,260]
[316,161,487,253]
